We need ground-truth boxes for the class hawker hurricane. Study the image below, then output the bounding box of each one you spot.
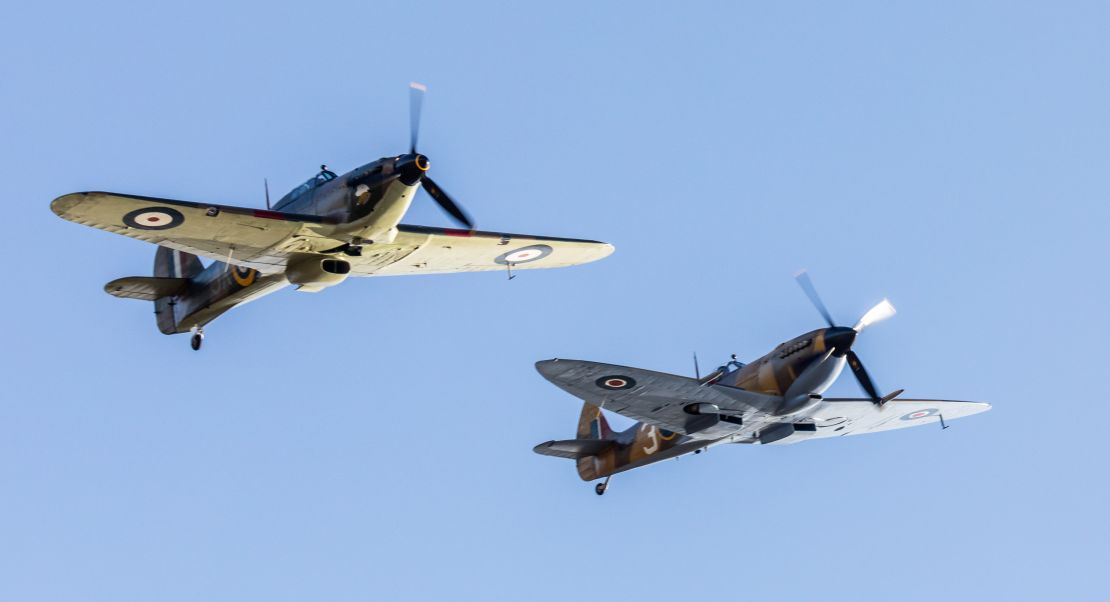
[51,84,613,349]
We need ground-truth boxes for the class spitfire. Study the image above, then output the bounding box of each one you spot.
[51,84,614,350]
[534,271,991,495]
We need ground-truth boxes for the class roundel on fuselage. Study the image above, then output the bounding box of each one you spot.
[231,265,257,287]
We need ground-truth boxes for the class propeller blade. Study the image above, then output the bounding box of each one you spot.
[409,82,427,153]
[422,176,473,229]
[853,298,896,332]
[794,270,836,327]
[846,350,881,401]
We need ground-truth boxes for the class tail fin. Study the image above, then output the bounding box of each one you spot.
[577,403,613,441]
[576,404,615,481]
[154,246,203,279]
[153,247,203,334]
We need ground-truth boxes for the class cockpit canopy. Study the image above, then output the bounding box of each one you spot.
[273,168,338,210]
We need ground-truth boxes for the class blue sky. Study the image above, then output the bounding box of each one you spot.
[2,1,1108,600]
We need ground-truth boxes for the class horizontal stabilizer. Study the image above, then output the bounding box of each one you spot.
[533,439,614,459]
[104,276,189,301]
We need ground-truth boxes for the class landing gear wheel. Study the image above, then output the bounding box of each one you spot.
[595,482,607,496]
[190,332,204,351]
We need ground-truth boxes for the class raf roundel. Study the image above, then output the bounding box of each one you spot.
[495,244,553,265]
[595,375,636,390]
[231,265,257,287]
[900,408,939,421]
[122,207,185,231]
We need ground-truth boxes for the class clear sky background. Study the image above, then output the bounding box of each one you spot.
[2,1,1108,600]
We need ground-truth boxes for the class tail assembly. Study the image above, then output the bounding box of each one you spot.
[152,247,203,334]
[533,404,616,471]
[534,403,697,493]
[102,245,286,349]
[102,247,202,334]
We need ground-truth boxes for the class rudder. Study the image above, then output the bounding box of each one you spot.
[576,403,614,481]
[577,403,612,441]
[153,247,203,334]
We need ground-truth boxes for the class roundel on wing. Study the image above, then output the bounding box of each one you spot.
[495,244,553,265]
[122,207,185,230]
[231,265,257,287]
[900,408,939,421]
[595,375,636,390]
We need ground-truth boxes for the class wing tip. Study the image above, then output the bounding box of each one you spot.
[535,358,563,378]
[578,241,616,265]
[50,192,88,217]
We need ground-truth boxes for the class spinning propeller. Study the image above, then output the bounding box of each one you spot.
[795,271,901,405]
[401,82,474,229]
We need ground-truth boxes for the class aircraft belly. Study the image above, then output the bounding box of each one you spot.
[171,271,288,332]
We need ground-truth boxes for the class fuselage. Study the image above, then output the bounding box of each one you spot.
[271,155,427,244]
[159,155,429,333]
[719,326,857,415]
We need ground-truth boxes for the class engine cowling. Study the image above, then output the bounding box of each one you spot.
[285,254,351,292]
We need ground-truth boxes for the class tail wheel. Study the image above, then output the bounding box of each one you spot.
[190,333,203,351]
[594,482,607,496]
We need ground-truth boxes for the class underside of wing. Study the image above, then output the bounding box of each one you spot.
[348,225,613,276]
[535,359,780,436]
[800,398,991,440]
[52,192,346,274]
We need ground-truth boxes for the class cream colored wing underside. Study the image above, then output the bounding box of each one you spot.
[54,192,613,277]
[52,192,344,274]
[346,226,614,276]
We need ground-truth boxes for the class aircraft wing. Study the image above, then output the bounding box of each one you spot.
[51,192,345,274]
[802,398,991,440]
[349,225,613,276]
[535,359,780,436]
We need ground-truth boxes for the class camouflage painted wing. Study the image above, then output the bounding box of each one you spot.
[347,225,613,276]
[535,359,781,436]
[800,398,991,440]
[51,191,345,274]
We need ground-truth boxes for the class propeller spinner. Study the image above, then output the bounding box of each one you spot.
[794,271,901,405]
[402,82,474,230]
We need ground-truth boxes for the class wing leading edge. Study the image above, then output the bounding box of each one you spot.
[52,191,343,274]
[52,192,614,276]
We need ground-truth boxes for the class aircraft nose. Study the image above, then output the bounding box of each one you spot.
[824,327,857,355]
[397,153,430,185]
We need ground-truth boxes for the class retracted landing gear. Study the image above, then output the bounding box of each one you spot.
[594,476,611,496]
[190,328,204,351]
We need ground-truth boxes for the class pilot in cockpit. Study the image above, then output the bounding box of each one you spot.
[703,354,745,385]
[317,164,338,182]
[716,354,744,374]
